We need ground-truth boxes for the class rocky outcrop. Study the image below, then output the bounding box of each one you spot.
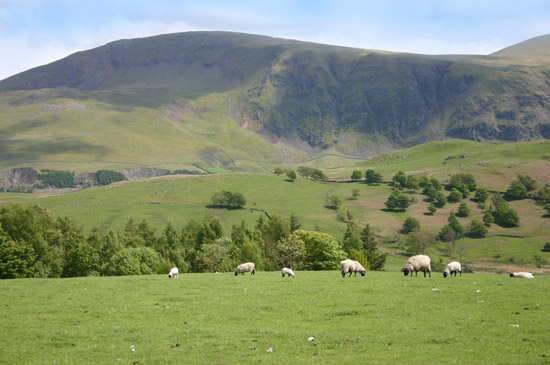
[121,167,170,181]
[75,172,98,185]
[0,168,39,186]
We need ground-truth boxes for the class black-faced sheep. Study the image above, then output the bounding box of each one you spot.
[281,268,295,277]
[443,261,462,278]
[235,262,255,276]
[340,259,366,278]
[510,272,534,279]
[168,267,179,278]
[403,255,431,277]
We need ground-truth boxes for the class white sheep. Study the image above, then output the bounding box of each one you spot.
[235,262,256,276]
[168,267,178,278]
[443,261,462,278]
[510,272,534,279]
[340,259,366,278]
[403,255,431,277]
[281,267,295,277]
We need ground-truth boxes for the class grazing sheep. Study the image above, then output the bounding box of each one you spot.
[403,255,431,277]
[281,268,296,277]
[235,262,256,276]
[510,272,534,279]
[168,267,178,278]
[340,259,366,278]
[443,261,462,278]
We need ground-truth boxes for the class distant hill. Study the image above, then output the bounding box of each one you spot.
[0,31,549,172]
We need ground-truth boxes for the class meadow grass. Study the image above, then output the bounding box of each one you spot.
[1,271,549,364]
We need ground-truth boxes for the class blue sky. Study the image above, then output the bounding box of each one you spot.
[1,0,550,80]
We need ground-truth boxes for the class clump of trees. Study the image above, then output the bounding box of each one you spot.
[37,170,75,188]
[210,191,247,209]
[97,170,126,185]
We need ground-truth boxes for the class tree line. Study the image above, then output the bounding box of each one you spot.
[0,204,387,279]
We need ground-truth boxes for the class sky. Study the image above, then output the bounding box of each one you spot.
[1,0,550,81]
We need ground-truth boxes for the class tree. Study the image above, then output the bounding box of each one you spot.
[448,188,463,203]
[457,202,471,217]
[297,166,311,178]
[351,189,360,200]
[439,212,463,241]
[273,167,285,176]
[365,169,383,185]
[326,194,342,210]
[467,219,488,238]
[385,189,410,211]
[434,191,447,208]
[494,201,520,227]
[309,168,325,180]
[294,230,346,270]
[286,170,297,181]
[199,237,232,273]
[63,241,98,277]
[210,191,246,209]
[275,234,306,269]
[473,188,489,203]
[517,174,537,191]
[449,173,477,192]
[342,222,362,254]
[289,213,301,232]
[406,175,420,192]
[392,171,407,188]
[351,170,362,180]
[425,187,437,201]
[401,217,420,234]
[538,184,550,201]
[483,210,494,227]
[403,232,429,255]
[505,180,528,200]
[0,225,34,279]
[542,242,550,252]
[428,203,437,215]
[360,224,387,270]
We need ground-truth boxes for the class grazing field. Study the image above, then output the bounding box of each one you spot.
[1,271,549,363]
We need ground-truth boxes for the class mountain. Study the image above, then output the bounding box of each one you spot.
[0,31,549,172]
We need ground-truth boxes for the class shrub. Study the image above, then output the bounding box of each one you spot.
[467,219,488,238]
[447,188,462,203]
[457,202,471,217]
[385,189,410,211]
[505,180,528,200]
[365,169,383,184]
[351,170,362,180]
[541,243,550,252]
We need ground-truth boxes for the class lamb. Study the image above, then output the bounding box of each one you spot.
[168,267,178,278]
[443,261,462,278]
[281,268,295,277]
[340,259,366,278]
[235,262,256,276]
[403,255,431,277]
[510,272,534,279]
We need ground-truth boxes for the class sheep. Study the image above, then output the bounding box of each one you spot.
[510,272,534,279]
[281,268,295,277]
[443,261,462,278]
[403,255,431,277]
[340,259,366,278]
[235,262,256,276]
[168,267,178,278]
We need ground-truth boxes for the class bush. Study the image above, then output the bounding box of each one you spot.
[456,202,471,217]
[385,189,410,211]
[541,243,550,252]
[467,219,488,238]
[505,180,528,200]
[365,169,383,184]
[447,188,462,203]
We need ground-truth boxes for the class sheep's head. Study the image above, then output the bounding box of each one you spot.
[509,273,514,277]
[235,271,239,276]
[168,273,172,278]
[403,268,410,276]
[443,271,448,278]
[360,270,366,276]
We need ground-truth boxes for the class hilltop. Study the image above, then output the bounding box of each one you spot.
[0,32,550,172]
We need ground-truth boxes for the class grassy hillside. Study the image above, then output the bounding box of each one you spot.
[1,272,549,363]
[2,140,549,273]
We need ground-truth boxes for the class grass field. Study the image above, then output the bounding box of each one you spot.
[1,271,549,363]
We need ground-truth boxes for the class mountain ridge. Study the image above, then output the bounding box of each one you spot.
[0,31,549,171]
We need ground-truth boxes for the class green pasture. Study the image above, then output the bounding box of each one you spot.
[2,169,549,271]
[1,271,549,363]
